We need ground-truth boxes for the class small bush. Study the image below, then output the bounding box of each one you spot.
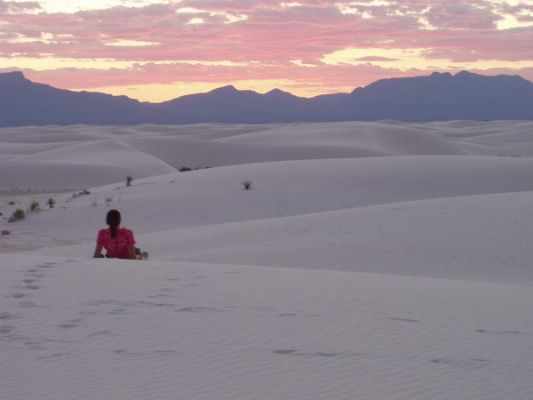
[242,181,252,190]
[8,201,15,205]
[179,166,192,172]
[72,189,91,199]
[9,209,25,222]
[126,176,133,187]
[47,198,55,208]
[30,201,40,212]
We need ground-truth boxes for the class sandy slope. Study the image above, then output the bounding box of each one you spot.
[30,190,533,285]
[2,256,533,400]
[2,121,533,400]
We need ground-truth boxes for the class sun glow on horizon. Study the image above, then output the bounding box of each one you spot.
[78,79,321,103]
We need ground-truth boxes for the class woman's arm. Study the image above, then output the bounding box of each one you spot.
[93,244,104,258]
[127,245,138,260]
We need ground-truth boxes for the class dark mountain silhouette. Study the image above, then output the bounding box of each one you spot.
[0,71,168,126]
[344,71,533,121]
[158,85,311,123]
[1,70,532,127]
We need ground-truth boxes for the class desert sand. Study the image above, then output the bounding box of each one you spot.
[2,121,533,400]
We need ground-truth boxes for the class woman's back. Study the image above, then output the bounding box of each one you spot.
[97,227,135,259]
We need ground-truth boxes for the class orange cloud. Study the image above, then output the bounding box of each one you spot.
[0,0,531,100]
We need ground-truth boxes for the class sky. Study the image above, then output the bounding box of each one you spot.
[0,0,532,102]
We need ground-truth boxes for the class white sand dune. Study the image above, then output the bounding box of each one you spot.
[2,256,533,400]
[5,155,533,237]
[2,120,532,190]
[217,121,470,155]
[122,136,386,169]
[31,190,533,285]
[2,121,533,400]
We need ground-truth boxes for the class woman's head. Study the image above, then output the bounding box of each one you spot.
[106,209,121,237]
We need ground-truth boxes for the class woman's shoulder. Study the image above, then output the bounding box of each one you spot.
[119,227,135,238]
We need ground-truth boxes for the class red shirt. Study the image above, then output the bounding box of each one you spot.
[97,228,136,259]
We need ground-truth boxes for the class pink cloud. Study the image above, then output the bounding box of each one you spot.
[0,0,531,96]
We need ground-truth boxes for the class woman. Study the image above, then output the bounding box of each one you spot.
[93,209,148,260]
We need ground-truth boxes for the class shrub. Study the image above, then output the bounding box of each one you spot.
[72,189,91,199]
[9,209,25,222]
[126,176,133,187]
[179,166,192,172]
[8,201,15,205]
[30,201,40,212]
[47,198,55,208]
[242,181,252,190]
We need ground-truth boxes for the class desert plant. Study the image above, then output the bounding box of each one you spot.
[47,198,56,208]
[8,201,15,205]
[9,209,25,222]
[72,189,91,199]
[242,181,252,190]
[179,166,192,172]
[30,201,40,212]
[126,176,133,187]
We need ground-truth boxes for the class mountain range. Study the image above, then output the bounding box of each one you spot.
[1,70,532,126]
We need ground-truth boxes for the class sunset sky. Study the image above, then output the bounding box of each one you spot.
[1,0,532,102]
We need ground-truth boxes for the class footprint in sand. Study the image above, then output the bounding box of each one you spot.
[16,284,41,290]
[26,270,46,277]
[0,312,18,320]
[175,306,221,313]
[429,358,489,369]
[272,349,361,359]
[108,309,128,315]
[19,301,48,309]
[474,329,521,336]
[37,352,70,361]
[9,293,27,299]
[273,349,298,355]
[387,317,419,323]
[24,341,47,350]
[59,319,82,329]
[0,325,15,334]
[37,263,58,269]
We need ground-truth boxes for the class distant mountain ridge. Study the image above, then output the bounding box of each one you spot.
[1,70,532,126]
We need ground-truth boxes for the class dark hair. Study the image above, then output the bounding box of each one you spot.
[106,209,121,238]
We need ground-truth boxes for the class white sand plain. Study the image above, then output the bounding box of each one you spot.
[1,121,533,399]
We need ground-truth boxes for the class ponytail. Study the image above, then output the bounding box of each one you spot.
[106,209,121,238]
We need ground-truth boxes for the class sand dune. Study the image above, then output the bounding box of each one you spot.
[2,256,533,400]
[2,121,533,400]
[2,121,533,189]
[4,155,533,244]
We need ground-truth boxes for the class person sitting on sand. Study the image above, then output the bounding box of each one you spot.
[93,209,148,260]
